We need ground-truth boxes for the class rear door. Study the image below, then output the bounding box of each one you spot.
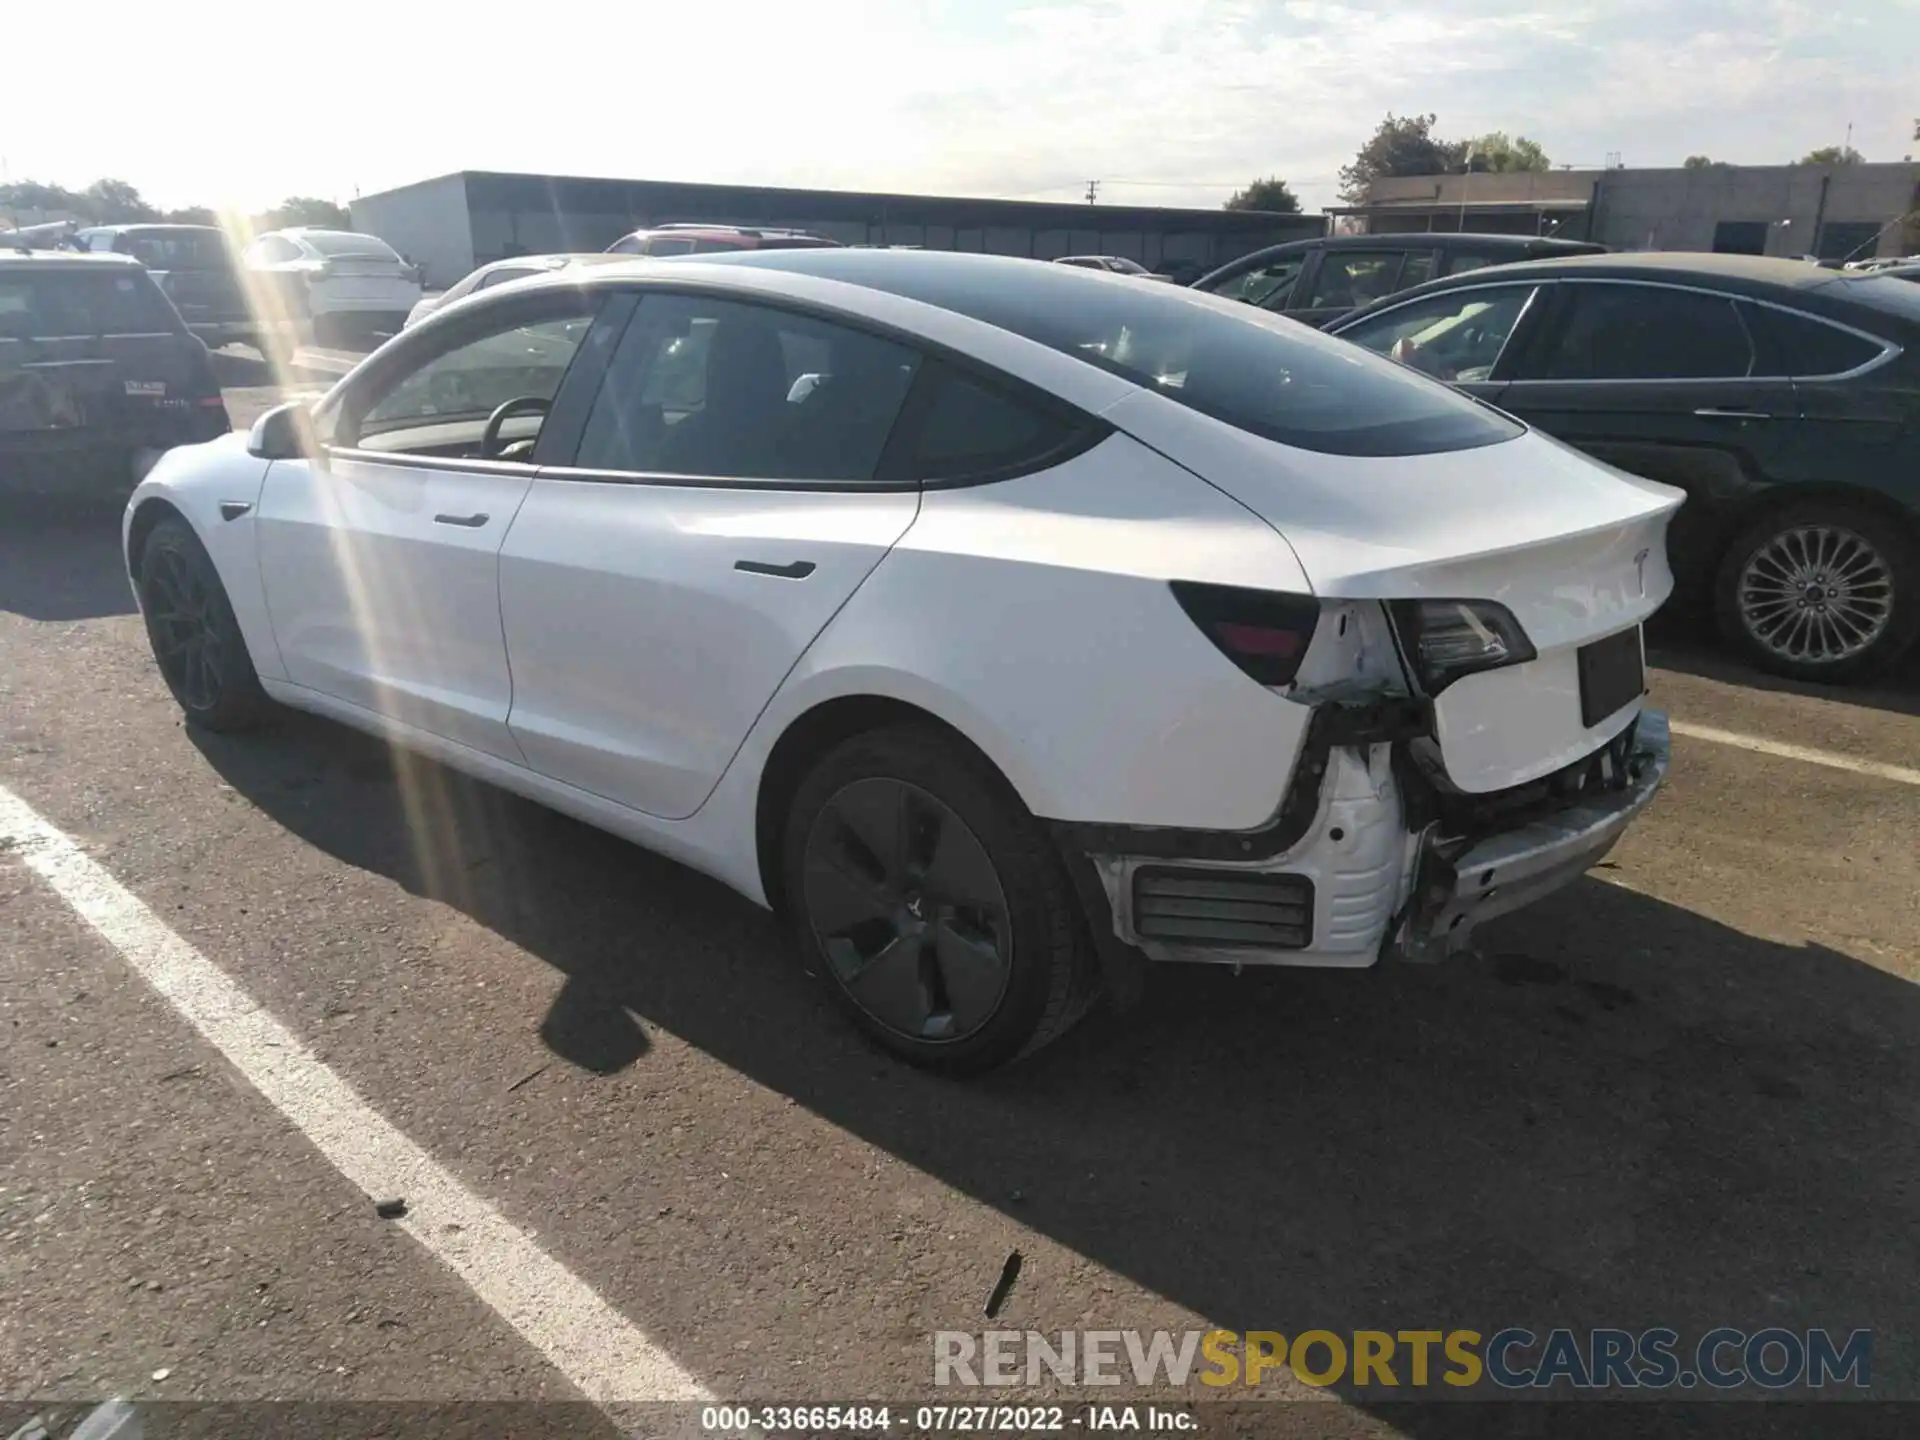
[498,289,931,819]
[1495,280,1798,595]
[256,289,600,759]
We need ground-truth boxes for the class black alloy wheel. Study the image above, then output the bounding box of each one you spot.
[782,726,1096,1074]
[137,517,269,731]
[801,776,1013,1043]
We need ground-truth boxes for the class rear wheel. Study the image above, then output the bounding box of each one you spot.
[136,517,271,731]
[781,726,1095,1075]
[1715,502,1918,683]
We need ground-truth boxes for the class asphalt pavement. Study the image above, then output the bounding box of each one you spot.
[2,376,1917,1439]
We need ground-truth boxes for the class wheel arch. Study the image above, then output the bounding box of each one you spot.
[751,691,1037,920]
[1713,481,1920,569]
[125,494,191,580]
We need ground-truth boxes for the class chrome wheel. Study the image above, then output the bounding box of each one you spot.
[1736,523,1894,666]
[800,776,1013,1043]
[143,543,228,711]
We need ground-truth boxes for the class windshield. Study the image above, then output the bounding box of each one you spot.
[714,250,1522,456]
[300,231,400,261]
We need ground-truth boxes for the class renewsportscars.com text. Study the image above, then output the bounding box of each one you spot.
[933,1328,1872,1392]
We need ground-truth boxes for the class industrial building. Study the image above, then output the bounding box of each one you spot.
[349,171,1324,289]
[1334,161,1920,261]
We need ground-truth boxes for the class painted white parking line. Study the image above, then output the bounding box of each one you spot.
[0,783,712,1410]
[1669,720,1920,787]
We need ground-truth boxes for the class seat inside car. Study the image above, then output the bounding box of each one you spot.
[657,317,790,475]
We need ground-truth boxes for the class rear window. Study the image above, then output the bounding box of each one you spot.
[0,268,180,339]
[1748,305,1886,377]
[300,231,400,261]
[716,250,1522,456]
[116,229,232,270]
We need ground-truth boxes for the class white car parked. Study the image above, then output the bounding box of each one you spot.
[240,227,422,347]
[402,253,632,329]
[123,252,1679,1073]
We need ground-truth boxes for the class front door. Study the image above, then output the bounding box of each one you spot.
[255,294,599,760]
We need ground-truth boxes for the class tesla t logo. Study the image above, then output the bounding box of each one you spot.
[1633,548,1650,597]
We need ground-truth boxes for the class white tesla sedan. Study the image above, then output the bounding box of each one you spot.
[123,251,1680,1073]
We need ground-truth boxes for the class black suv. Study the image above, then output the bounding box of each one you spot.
[1,250,230,500]
[75,224,256,349]
[1329,252,1920,682]
[1193,232,1607,328]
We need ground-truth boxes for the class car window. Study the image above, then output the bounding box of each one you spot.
[1304,252,1405,310]
[116,229,231,270]
[1444,253,1505,277]
[300,231,400,261]
[1530,284,1754,380]
[905,362,1086,482]
[648,237,695,256]
[1204,256,1304,309]
[338,309,595,455]
[0,269,179,339]
[1748,306,1886,377]
[1338,284,1538,384]
[690,238,746,255]
[723,250,1523,455]
[607,235,646,256]
[1398,251,1435,288]
[246,236,301,265]
[573,293,920,483]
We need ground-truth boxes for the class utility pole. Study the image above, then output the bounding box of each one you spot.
[1085,179,1100,205]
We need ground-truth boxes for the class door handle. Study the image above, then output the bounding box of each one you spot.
[734,559,816,580]
[433,512,491,528]
[1692,408,1771,421]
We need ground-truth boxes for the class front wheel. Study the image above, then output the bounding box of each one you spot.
[137,517,271,731]
[1714,502,1919,684]
[781,726,1096,1075]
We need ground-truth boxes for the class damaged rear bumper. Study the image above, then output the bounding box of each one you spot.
[1388,709,1670,961]
[1052,703,1670,978]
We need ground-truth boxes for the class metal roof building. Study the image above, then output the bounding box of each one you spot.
[349,170,1323,289]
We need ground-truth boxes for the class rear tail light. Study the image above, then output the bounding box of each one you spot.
[1171,581,1320,687]
[1389,599,1535,695]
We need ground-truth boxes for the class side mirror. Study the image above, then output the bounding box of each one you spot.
[248,401,318,461]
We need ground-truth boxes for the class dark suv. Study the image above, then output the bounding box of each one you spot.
[75,224,255,348]
[1192,232,1608,328]
[605,224,841,257]
[1,250,229,500]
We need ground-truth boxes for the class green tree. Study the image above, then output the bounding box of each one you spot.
[255,196,350,231]
[1683,154,1717,169]
[161,205,219,227]
[1338,113,1467,201]
[1799,145,1864,165]
[1461,132,1551,173]
[83,178,158,223]
[1224,177,1302,213]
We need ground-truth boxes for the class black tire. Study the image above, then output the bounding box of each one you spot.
[136,517,271,732]
[1713,501,1919,684]
[781,725,1096,1075]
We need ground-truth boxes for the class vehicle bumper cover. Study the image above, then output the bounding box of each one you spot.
[1394,708,1670,960]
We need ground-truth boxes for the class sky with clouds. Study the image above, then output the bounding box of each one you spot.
[6,0,1916,214]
